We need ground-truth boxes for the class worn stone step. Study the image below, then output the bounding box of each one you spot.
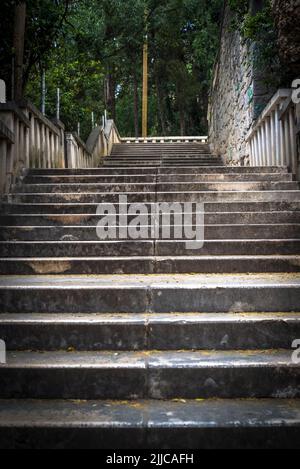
[17,181,299,193]
[110,157,216,160]
[112,147,210,152]
[2,201,300,215]
[0,398,299,449]
[0,240,154,257]
[25,175,158,184]
[105,157,221,162]
[103,159,222,168]
[1,224,299,241]
[1,239,299,258]
[0,349,298,399]
[102,163,223,168]
[0,273,299,313]
[113,144,209,147]
[108,155,218,157]
[2,211,299,227]
[6,190,300,204]
[27,166,290,175]
[1,255,299,275]
[24,173,294,184]
[1,312,299,351]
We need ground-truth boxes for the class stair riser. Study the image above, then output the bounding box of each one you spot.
[1,240,298,257]
[107,159,220,163]
[1,257,300,275]
[18,182,299,193]
[0,286,299,313]
[103,163,223,167]
[27,167,289,175]
[0,426,299,450]
[1,224,299,241]
[0,427,146,450]
[3,201,300,214]
[24,174,294,184]
[0,366,298,399]
[7,191,300,204]
[1,318,299,351]
[108,156,218,159]
[2,212,299,226]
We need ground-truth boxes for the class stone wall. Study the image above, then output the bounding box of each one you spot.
[208,2,275,165]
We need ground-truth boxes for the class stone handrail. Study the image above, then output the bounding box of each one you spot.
[65,132,92,169]
[87,120,121,166]
[20,99,66,170]
[246,89,299,176]
[121,136,208,144]
[65,120,122,169]
[0,93,122,193]
[0,102,30,193]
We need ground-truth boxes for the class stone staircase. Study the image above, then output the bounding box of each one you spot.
[0,141,299,449]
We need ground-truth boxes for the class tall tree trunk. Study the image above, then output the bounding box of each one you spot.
[13,1,26,101]
[178,97,186,136]
[133,72,139,138]
[155,76,167,135]
[105,72,116,121]
[179,108,186,136]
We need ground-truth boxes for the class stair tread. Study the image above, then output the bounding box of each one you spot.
[1,311,299,324]
[0,272,300,288]
[2,349,297,368]
[0,398,299,428]
[2,255,300,260]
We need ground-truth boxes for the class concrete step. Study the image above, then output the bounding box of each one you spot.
[1,312,299,351]
[6,190,300,204]
[27,166,290,175]
[103,159,222,168]
[0,273,299,313]
[1,224,300,241]
[24,173,294,184]
[2,201,300,214]
[2,211,299,226]
[1,255,300,275]
[102,163,224,167]
[1,240,299,258]
[17,181,299,193]
[105,157,221,161]
[108,154,216,158]
[112,147,210,152]
[0,398,299,449]
[0,349,299,399]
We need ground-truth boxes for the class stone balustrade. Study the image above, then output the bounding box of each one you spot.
[20,99,66,170]
[0,81,122,193]
[121,136,208,144]
[0,102,30,194]
[246,89,299,177]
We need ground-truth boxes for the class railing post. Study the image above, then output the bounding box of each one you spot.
[0,140,7,193]
[270,111,275,165]
[289,107,297,174]
[65,133,76,169]
[0,80,6,104]
[275,105,283,166]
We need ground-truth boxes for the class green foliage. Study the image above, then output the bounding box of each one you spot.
[0,0,73,98]
[1,0,223,138]
[228,1,280,85]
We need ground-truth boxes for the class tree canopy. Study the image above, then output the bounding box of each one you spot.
[1,0,224,139]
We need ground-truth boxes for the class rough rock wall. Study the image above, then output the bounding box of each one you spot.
[272,0,300,78]
[208,2,275,165]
